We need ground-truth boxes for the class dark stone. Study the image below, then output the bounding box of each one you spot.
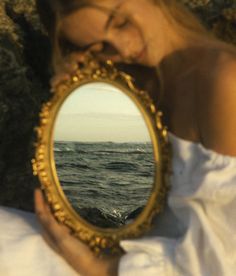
[0,0,51,211]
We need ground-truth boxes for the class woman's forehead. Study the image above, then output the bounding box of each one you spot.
[76,0,122,12]
[60,0,128,47]
[60,7,109,45]
[61,1,124,33]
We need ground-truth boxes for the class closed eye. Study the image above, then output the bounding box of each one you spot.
[114,18,130,29]
[59,38,92,55]
[100,42,118,56]
[60,39,120,59]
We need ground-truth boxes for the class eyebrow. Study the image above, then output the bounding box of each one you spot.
[101,3,124,31]
[83,3,123,49]
[63,3,124,52]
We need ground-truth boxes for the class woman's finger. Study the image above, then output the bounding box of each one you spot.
[50,73,71,90]
[34,189,70,233]
[51,51,90,91]
[34,189,96,272]
[68,51,88,63]
[34,189,60,252]
[34,189,120,274]
[34,188,49,218]
[34,189,71,246]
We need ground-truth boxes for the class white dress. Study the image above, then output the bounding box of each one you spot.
[0,207,78,276]
[119,133,236,276]
[0,133,235,276]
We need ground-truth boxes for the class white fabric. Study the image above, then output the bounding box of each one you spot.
[119,132,236,276]
[0,133,235,276]
[0,207,78,276]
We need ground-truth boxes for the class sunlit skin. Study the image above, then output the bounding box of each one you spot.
[57,0,236,155]
[60,0,186,66]
[34,189,121,276]
[35,1,236,275]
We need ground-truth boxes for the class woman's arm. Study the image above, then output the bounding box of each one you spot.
[34,189,120,276]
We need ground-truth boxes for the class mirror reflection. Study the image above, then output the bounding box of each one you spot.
[53,83,155,228]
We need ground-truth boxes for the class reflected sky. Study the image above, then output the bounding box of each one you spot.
[54,83,151,142]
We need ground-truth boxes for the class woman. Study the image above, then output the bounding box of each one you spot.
[34,0,236,275]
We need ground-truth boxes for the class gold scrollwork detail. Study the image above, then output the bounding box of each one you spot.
[33,57,171,255]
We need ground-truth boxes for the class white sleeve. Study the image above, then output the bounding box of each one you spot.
[119,238,176,276]
[118,201,236,276]
[0,207,78,276]
[118,179,236,276]
[118,135,236,276]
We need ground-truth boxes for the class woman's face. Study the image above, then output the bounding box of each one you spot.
[60,0,166,66]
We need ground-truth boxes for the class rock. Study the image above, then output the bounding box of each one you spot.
[0,0,51,211]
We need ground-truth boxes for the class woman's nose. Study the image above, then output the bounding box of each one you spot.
[87,40,134,63]
[113,37,130,56]
[110,39,134,62]
[88,43,104,53]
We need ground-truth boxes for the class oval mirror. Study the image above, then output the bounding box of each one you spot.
[32,57,170,255]
[53,82,155,228]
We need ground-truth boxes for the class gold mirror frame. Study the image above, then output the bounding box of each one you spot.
[32,57,171,255]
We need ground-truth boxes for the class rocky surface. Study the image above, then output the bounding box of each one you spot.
[0,0,51,211]
[0,0,235,212]
[183,0,236,45]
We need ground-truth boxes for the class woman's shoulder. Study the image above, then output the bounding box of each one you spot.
[210,48,236,96]
[198,45,236,80]
[214,48,236,79]
[196,46,236,156]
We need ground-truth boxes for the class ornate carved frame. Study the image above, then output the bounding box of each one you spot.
[32,58,171,255]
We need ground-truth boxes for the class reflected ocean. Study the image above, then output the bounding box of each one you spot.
[54,142,155,227]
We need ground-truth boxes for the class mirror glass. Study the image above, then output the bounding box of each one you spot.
[53,83,155,228]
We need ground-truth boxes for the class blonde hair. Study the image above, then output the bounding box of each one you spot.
[153,0,236,52]
[36,0,236,71]
[154,0,210,40]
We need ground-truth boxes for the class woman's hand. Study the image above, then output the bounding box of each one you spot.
[34,188,120,276]
[50,44,105,92]
[50,51,87,92]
